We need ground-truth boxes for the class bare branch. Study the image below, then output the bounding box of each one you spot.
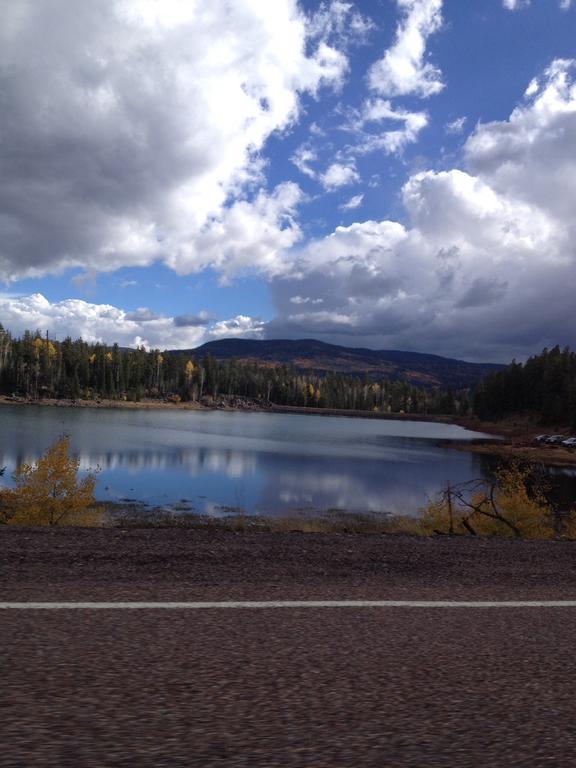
[460,516,477,536]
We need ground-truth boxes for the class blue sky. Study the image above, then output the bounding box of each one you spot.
[1,0,576,361]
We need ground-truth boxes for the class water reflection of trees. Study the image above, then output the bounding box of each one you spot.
[3,421,576,517]
[78,448,256,478]
[0,447,256,480]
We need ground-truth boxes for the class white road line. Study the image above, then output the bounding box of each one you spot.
[1,601,576,610]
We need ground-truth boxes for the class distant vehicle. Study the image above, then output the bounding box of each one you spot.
[546,435,567,444]
[562,438,576,448]
[533,434,550,444]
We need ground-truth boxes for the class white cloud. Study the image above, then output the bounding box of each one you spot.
[0,293,263,350]
[290,295,323,305]
[307,1,375,49]
[282,309,358,329]
[320,162,360,191]
[340,194,364,210]
[208,315,266,340]
[465,59,576,222]
[0,0,347,282]
[446,116,467,135]
[269,59,576,361]
[353,99,429,154]
[502,0,530,9]
[368,0,444,99]
[503,0,571,9]
[295,100,427,191]
[291,145,319,179]
[163,182,304,279]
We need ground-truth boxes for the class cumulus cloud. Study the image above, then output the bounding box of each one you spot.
[0,0,347,282]
[465,59,576,222]
[268,59,576,361]
[209,315,266,339]
[163,182,304,279]
[0,294,262,350]
[173,312,212,328]
[320,162,360,191]
[368,0,444,99]
[125,308,161,323]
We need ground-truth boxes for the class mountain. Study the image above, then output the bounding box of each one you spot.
[172,338,503,390]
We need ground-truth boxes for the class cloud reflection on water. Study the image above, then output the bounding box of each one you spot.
[0,405,510,516]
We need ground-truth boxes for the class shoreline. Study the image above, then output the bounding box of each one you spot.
[445,440,576,469]
[0,394,458,423]
[443,417,576,468]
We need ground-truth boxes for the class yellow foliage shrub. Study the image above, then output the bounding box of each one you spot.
[418,498,464,536]
[418,463,558,540]
[475,465,554,539]
[0,437,103,527]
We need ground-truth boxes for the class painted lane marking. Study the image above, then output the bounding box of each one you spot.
[2,601,576,610]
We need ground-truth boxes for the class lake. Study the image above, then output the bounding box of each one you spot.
[0,404,506,517]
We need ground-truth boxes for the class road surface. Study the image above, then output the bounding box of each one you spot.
[2,528,576,767]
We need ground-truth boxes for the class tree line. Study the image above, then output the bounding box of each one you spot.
[473,345,576,428]
[0,324,468,415]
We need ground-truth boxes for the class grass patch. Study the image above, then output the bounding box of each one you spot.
[103,503,417,535]
[264,510,415,535]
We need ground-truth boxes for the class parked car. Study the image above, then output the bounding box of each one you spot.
[562,438,576,448]
[533,434,550,444]
[546,435,567,444]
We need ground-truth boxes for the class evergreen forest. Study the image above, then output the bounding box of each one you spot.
[0,324,465,415]
[473,345,576,428]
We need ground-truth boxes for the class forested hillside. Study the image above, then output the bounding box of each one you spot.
[189,338,501,390]
[474,346,576,427]
[0,325,468,415]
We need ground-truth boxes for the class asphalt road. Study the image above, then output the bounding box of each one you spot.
[2,529,576,767]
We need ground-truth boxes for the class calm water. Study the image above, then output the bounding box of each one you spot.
[0,404,506,516]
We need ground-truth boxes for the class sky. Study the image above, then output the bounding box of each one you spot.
[1,0,576,363]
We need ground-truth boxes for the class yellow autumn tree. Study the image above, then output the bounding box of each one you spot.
[418,463,561,540]
[0,437,101,526]
[474,464,553,539]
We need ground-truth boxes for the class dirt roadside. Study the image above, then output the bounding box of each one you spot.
[3,527,576,602]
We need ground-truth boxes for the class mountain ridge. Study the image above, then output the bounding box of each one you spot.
[169,338,503,390]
